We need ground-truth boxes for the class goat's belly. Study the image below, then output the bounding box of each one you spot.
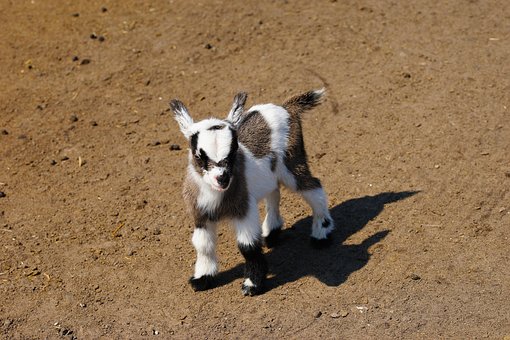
[245,156,278,202]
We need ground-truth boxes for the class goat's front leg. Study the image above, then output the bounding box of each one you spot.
[233,200,268,296]
[189,220,218,291]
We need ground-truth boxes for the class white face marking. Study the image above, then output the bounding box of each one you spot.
[189,119,235,192]
[191,119,233,162]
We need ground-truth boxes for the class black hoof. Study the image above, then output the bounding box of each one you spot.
[310,234,333,249]
[189,275,215,291]
[263,228,282,248]
[242,282,264,296]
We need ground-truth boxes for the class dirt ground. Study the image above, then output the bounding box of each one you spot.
[1,0,509,338]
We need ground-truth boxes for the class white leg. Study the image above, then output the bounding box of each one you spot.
[189,221,218,291]
[300,187,335,241]
[232,199,267,296]
[262,188,284,237]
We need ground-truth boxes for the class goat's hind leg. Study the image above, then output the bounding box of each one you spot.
[262,188,284,248]
[189,220,218,291]
[279,163,335,247]
[300,183,335,247]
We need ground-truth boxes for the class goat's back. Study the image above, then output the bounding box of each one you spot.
[236,104,290,157]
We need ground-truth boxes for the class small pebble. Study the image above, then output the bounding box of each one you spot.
[79,303,87,308]
[50,160,57,166]
[1,129,8,135]
[90,33,98,40]
[70,114,78,122]
[0,192,6,198]
[98,36,105,42]
[410,273,421,280]
[341,311,349,317]
[170,144,181,151]
[3,319,13,327]
[80,59,91,65]
[148,140,161,146]
[61,156,69,161]
[403,72,411,78]
[71,13,80,17]
[204,43,213,49]
[90,121,98,126]
[330,312,340,318]
[314,311,322,318]
[101,7,108,12]
[72,56,79,62]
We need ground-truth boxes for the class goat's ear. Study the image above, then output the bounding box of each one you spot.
[170,99,194,138]
[226,91,247,125]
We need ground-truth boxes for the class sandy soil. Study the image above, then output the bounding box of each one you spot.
[1,0,509,338]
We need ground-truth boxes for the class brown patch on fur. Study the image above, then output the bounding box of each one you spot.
[189,132,206,174]
[237,111,272,158]
[282,90,323,191]
[215,151,248,220]
[183,150,249,228]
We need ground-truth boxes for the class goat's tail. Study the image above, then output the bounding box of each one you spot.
[282,88,325,117]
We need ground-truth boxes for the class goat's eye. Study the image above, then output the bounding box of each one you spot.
[194,148,210,170]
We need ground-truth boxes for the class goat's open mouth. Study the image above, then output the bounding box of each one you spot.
[212,182,230,192]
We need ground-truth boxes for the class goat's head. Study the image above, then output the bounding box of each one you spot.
[170,92,247,192]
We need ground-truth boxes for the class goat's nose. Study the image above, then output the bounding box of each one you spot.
[216,173,230,187]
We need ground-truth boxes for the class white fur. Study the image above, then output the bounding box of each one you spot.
[173,107,194,138]
[301,188,335,239]
[189,164,224,213]
[275,161,298,191]
[233,198,262,247]
[243,278,255,287]
[240,145,279,201]
[261,189,283,237]
[198,131,232,163]
[192,222,218,278]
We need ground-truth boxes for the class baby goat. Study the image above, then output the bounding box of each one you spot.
[171,89,334,296]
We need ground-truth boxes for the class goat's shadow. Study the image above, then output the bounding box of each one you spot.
[216,191,419,291]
